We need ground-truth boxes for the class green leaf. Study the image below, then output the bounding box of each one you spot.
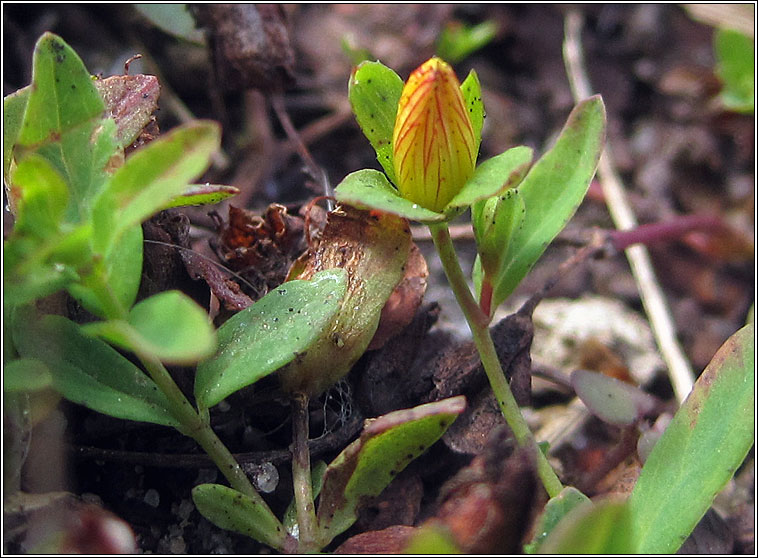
[161,183,240,209]
[127,291,216,362]
[523,486,590,553]
[436,20,498,64]
[10,154,69,239]
[491,96,606,307]
[3,358,53,392]
[3,85,29,190]
[334,169,446,222]
[81,291,217,364]
[446,145,532,210]
[460,69,484,153]
[473,187,525,283]
[16,33,116,220]
[316,396,466,545]
[134,4,206,45]
[348,61,404,183]
[93,121,220,252]
[628,323,754,554]
[192,484,288,551]
[11,308,180,427]
[67,224,143,318]
[194,269,348,409]
[536,499,635,554]
[714,28,754,114]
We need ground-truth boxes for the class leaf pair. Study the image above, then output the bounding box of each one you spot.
[337,60,525,223]
[472,96,606,313]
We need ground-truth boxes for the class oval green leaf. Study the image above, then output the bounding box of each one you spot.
[161,183,240,209]
[93,120,220,252]
[445,145,533,211]
[316,396,466,545]
[82,291,217,364]
[334,169,446,222]
[11,307,179,427]
[537,499,635,554]
[16,33,116,218]
[348,60,404,183]
[492,96,606,308]
[628,323,754,554]
[194,269,348,409]
[192,484,289,551]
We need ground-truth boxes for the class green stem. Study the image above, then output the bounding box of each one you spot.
[291,392,318,552]
[90,274,285,534]
[429,222,563,498]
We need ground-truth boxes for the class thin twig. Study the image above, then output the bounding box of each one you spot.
[563,10,694,403]
[271,93,333,210]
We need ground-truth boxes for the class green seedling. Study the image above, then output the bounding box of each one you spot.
[342,55,753,554]
[3,34,466,553]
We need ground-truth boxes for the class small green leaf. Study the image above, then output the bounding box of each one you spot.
[446,145,532,210]
[714,28,754,114]
[10,154,69,239]
[436,20,498,64]
[460,69,484,152]
[571,369,657,426]
[194,269,348,409]
[128,291,216,362]
[537,499,635,554]
[161,183,240,209]
[67,224,143,318]
[473,187,525,283]
[316,396,466,545]
[3,358,53,392]
[628,323,754,554]
[82,291,217,364]
[334,169,446,222]
[524,486,590,553]
[192,484,288,551]
[16,33,116,219]
[93,121,220,251]
[492,96,606,308]
[11,308,179,427]
[348,61,404,183]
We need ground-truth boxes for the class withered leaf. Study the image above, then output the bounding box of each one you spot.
[278,205,411,397]
[93,73,160,150]
[212,204,306,300]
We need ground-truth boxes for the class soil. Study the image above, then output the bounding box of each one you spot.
[3,4,754,555]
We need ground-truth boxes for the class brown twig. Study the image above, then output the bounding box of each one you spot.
[271,93,332,206]
[563,10,695,404]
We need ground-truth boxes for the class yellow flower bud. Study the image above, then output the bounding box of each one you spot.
[392,57,477,212]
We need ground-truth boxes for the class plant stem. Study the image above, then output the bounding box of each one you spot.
[291,392,318,552]
[91,274,284,535]
[428,222,564,498]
